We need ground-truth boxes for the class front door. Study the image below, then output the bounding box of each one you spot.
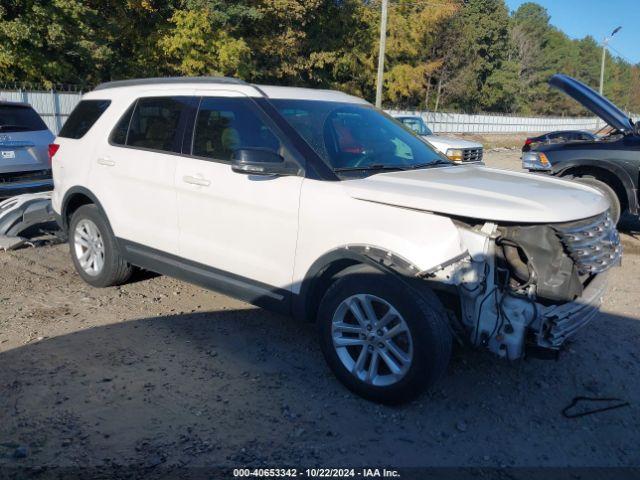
[175,91,304,306]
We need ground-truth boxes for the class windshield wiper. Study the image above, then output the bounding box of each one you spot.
[334,164,407,173]
[407,160,453,169]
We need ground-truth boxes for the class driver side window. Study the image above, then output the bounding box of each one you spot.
[191,97,282,162]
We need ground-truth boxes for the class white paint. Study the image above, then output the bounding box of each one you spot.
[422,135,482,151]
[344,165,609,223]
[52,81,609,297]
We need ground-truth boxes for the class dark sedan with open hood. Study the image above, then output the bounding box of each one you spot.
[523,74,640,224]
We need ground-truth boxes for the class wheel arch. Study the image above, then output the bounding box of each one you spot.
[293,245,453,323]
[61,187,112,233]
[553,160,637,214]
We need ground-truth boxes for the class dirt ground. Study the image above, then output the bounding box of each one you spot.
[1,151,640,474]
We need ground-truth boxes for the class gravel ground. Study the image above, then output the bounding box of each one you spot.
[1,150,639,473]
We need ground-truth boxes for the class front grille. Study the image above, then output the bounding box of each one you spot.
[462,148,483,163]
[542,271,608,348]
[554,211,621,275]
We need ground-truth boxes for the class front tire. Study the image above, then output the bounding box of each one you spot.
[68,204,133,287]
[317,265,451,404]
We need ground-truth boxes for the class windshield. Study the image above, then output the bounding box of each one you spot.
[0,105,48,132]
[398,117,432,136]
[270,100,449,173]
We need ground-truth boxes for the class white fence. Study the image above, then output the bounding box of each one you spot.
[388,109,605,134]
[0,89,83,134]
[0,88,635,135]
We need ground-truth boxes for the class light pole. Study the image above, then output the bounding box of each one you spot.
[375,0,389,109]
[599,26,622,95]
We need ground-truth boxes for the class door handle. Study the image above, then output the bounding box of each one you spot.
[183,175,211,187]
[97,157,116,167]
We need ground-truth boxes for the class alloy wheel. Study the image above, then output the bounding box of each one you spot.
[73,219,105,276]
[331,294,414,387]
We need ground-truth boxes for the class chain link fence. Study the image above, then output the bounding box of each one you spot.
[387,109,608,134]
[0,89,83,134]
[1,88,637,136]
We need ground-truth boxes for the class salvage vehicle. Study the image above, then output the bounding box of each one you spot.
[522,130,597,152]
[0,101,55,198]
[523,74,640,224]
[393,115,484,164]
[51,77,620,404]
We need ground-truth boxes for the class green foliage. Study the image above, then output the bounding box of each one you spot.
[158,9,251,77]
[0,0,637,115]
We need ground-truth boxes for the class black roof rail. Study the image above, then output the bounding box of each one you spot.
[0,100,31,108]
[94,76,247,91]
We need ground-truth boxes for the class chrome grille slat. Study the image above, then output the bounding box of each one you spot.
[554,211,621,275]
[548,306,599,345]
[461,148,483,163]
[542,271,609,348]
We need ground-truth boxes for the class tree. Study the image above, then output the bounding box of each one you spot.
[158,8,251,77]
[0,1,104,86]
[434,0,513,112]
[1,0,637,116]
[383,0,457,107]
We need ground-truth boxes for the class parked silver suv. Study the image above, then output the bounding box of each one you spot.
[0,101,55,198]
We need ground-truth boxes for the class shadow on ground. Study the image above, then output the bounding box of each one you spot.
[1,304,638,472]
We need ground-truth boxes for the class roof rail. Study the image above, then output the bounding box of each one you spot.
[94,76,247,91]
[0,100,31,107]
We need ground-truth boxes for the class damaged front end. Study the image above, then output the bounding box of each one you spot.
[423,211,621,360]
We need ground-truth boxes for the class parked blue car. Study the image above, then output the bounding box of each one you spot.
[0,100,55,198]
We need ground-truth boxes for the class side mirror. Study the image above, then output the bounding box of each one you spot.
[231,148,298,176]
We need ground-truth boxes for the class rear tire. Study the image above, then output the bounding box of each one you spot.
[574,176,621,225]
[317,265,451,404]
[68,204,133,287]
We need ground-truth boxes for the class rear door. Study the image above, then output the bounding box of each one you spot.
[175,90,304,297]
[0,104,54,175]
[90,92,195,255]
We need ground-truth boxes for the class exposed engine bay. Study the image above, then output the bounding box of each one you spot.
[424,211,621,360]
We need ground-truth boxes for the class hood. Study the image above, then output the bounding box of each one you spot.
[549,74,635,134]
[422,135,482,152]
[344,165,609,223]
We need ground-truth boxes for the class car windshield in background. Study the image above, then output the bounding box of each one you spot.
[270,100,449,173]
[0,105,48,132]
[398,117,433,136]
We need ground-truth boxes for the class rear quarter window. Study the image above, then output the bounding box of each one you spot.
[110,96,190,153]
[0,105,48,132]
[59,100,111,139]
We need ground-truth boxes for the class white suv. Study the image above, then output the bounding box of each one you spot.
[51,77,621,404]
[393,115,484,164]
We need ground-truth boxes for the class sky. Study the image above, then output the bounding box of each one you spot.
[505,0,639,64]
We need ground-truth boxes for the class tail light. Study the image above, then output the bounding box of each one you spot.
[524,138,533,146]
[48,143,60,164]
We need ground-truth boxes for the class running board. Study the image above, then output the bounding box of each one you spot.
[0,192,60,250]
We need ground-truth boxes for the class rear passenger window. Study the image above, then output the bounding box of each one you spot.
[59,100,111,139]
[115,97,190,153]
[192,97,282,161]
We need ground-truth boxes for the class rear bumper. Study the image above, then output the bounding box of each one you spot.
[0,177,53,197]
[538,271,610,348]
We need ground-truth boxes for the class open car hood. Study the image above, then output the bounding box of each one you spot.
[549,74,635,134]
[344,165,609,224]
